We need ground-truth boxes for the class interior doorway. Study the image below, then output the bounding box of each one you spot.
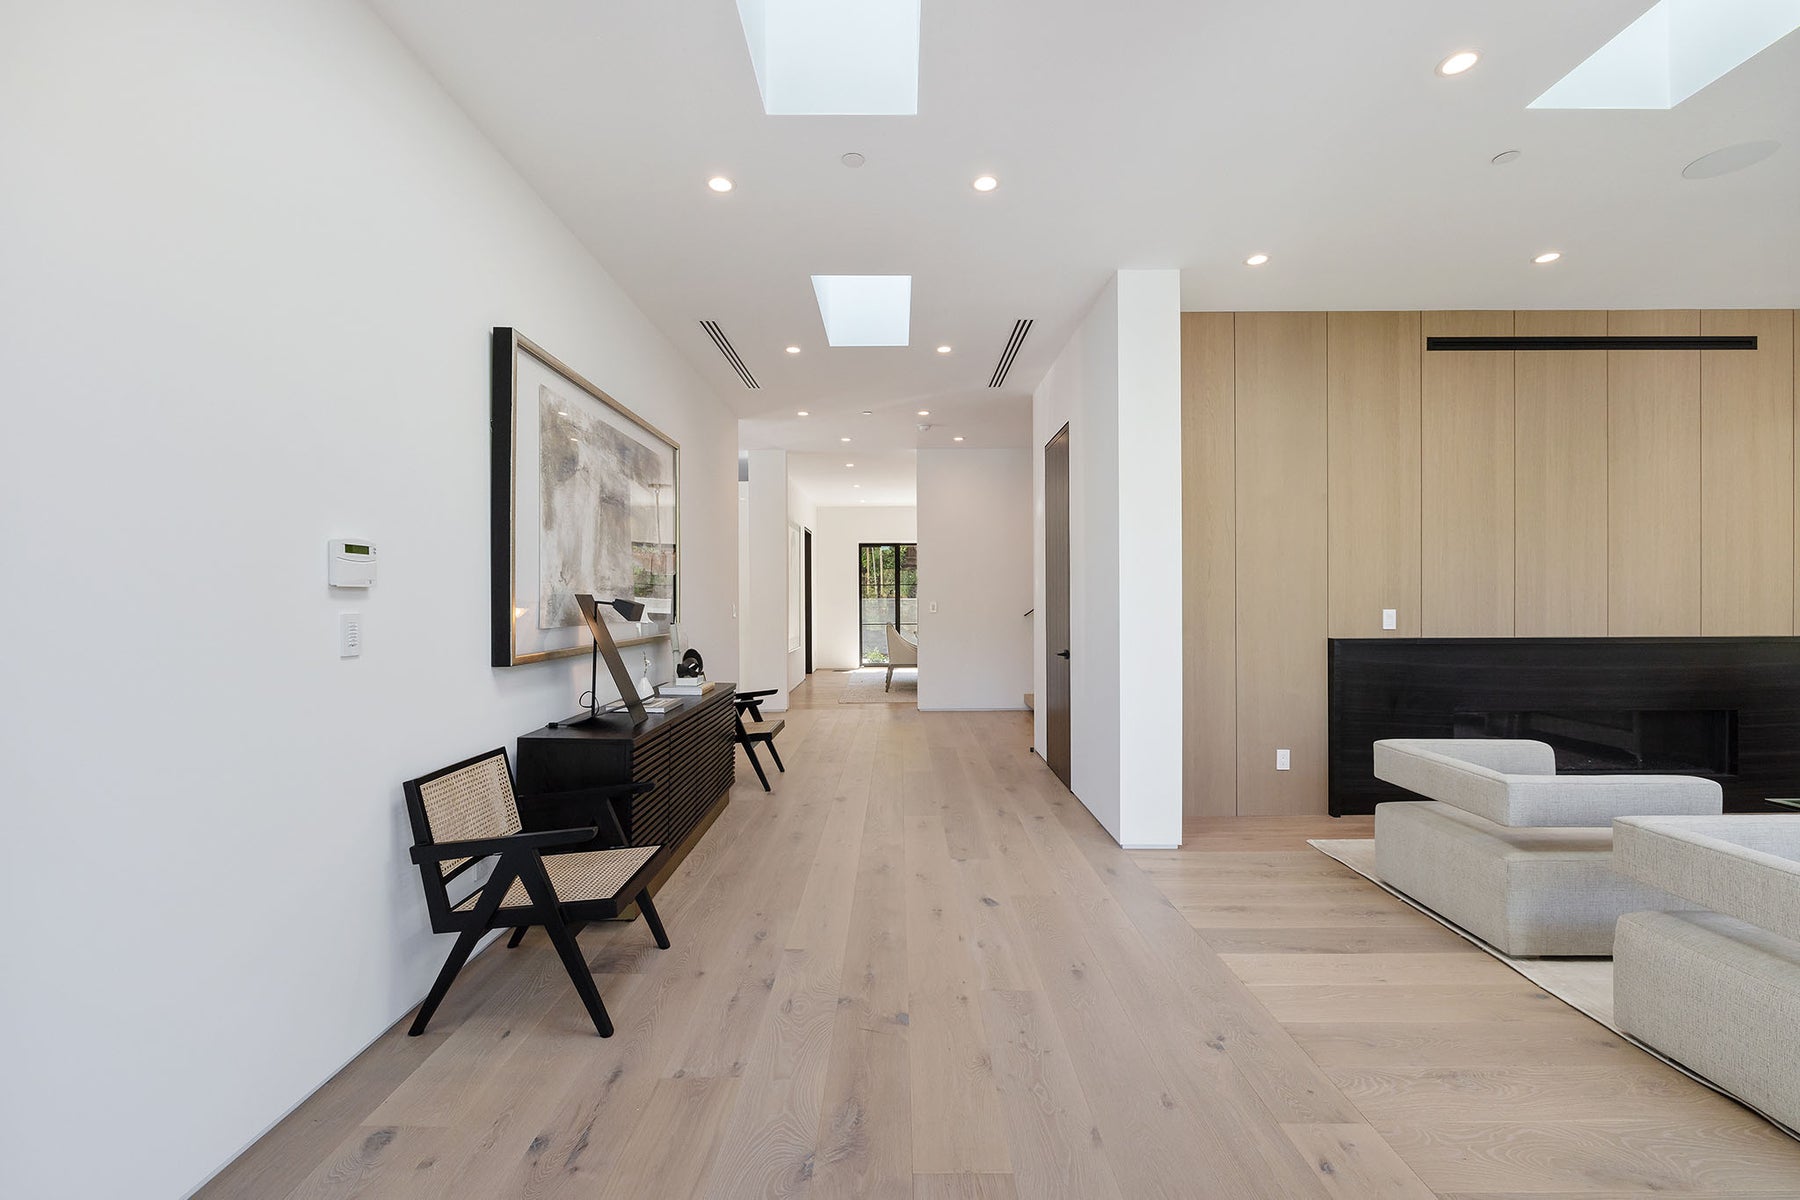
[1045,423,1072,788]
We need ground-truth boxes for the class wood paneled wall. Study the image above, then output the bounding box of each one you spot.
[1180,309,1800,820]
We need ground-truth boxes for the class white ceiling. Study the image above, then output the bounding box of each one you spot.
[368,0,1800,457]
[787,450,918,507]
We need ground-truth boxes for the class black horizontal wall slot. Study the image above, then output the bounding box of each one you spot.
[1427,335,1757,352]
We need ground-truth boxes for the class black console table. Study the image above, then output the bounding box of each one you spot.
[516,683,737,895]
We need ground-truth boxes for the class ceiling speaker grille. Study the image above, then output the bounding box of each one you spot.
[989,319,1033,388]
[701,321,759,388]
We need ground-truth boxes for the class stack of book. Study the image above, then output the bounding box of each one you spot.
[656,678,713,698]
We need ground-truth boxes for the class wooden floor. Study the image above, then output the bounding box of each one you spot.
[202,673,1800,1199]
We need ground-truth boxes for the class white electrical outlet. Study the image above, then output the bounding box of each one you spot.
[339,612,363,658]
[1382,608,1398,631]
[1275,748,1291,771]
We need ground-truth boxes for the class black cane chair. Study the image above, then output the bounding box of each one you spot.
[733,697,785,792]
[402,748,669,1037]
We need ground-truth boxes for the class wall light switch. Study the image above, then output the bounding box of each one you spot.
[1382,608,1398,631]
[1275,748,1291,771]
[339,612,363,658]
[929,601,938,613]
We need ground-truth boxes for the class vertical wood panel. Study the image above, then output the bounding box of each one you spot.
[1514,311,1609,636]
[1327,312,1421,638]
[1234,313,1328,817]
[1609,310,1702,635]
[1181,313,1238,820]
[1421,311,1515,635]
[1701,309,1795,634]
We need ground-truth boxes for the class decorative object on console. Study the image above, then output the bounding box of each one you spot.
[490,327,678,666]
[556,595,649,726]
[1372,738,1719,956]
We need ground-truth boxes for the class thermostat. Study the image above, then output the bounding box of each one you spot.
[328,540,377,588]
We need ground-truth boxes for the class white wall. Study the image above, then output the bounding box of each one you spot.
[0,4,738,1197]
[917,450,1033,710]
[787,479,818,693]
[812,506,918,670]
[1031,270,1183,848]
[743,448,791,708]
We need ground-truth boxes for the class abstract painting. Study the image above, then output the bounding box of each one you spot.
[491,328,679,666]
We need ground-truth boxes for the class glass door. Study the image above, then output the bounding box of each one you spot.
[859,542,918,666]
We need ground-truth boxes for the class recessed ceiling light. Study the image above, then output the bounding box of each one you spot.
[954,436,964,442]
[841,152,866,168]
[1244,253,1270,267]
[845,462,855,468]
[1437,50,1480,76]
[796,410,810,416]
[785,345,801,354]
[1492,149,1522,165]
[917,410,930,416]
[708,176,735,192]
[1533,251,1562,264]
[972,175,999,192]
[860,498,867,503]
[853,483,861,488]
[840,436,851,442]
[937,345,952,354]
[862,410,873,416]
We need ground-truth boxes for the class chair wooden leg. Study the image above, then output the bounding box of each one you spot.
[410,927,483,1036]
[767,741,785,773]
[638,888,670,949]
[744,742,772,791]
[517,858,613,1037]
[506,926,528,948]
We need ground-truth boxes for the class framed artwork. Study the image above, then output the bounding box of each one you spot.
[491,328,678,667]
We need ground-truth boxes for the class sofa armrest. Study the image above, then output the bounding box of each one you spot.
[1376,738,1556,777]
[1502,774,1723,828]
[1615,815,1800,944]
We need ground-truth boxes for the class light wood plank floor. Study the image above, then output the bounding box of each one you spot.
[201,674,1800,1198]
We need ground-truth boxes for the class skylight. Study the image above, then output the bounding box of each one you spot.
[1531,0,1800,110]
[811,275,912,347]
[735,0,921,115]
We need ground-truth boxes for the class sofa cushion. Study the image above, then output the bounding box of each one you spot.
[1374,738,1722,828]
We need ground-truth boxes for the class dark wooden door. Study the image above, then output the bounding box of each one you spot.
[1044,423,1072,788]
[803,528,813,675]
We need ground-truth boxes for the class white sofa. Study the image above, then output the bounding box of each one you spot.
[1373,739,1720,956]
[1613,815,1800,1130]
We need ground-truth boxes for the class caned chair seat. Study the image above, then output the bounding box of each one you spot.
[455,845,659,912]
[743,719,784,738]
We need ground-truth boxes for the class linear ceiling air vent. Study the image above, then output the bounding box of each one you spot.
[701,320,759,388]
[1427,335,1757,352]
[988,319,1033,388]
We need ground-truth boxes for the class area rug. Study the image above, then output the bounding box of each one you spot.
[1310,837,1799,1140]
[836,668,917,705]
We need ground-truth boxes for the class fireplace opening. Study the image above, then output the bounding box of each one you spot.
[1451,709,1738,777]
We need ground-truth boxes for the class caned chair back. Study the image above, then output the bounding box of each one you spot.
[404,749,522,891]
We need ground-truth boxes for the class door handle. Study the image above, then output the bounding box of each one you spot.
[1056,649,1070,659]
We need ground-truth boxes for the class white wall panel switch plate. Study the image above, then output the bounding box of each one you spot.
[339,612,363,658]
[1275,748,1291,771]
[1382,608,1398,630]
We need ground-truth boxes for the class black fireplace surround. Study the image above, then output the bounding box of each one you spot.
[1328,638,1800,816]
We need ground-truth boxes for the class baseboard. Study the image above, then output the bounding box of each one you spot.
[1120,843,1181,850]
[916,705,1029,712]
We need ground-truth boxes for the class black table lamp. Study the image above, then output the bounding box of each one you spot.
[564,594,648,725]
